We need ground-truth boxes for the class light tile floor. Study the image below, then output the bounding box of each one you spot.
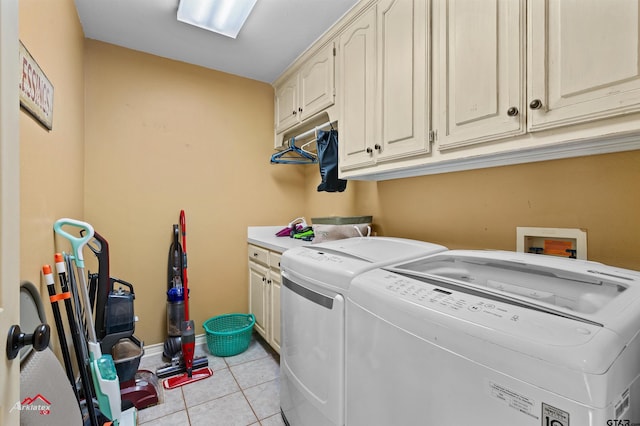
[137,334,285,426]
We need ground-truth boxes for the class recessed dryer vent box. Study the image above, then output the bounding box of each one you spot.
[516,227,587,260]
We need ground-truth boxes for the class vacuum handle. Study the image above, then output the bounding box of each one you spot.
[86,230,107,257]
[53,218,94,268]
[111,277,134,295]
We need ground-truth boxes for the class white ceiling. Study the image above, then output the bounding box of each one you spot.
[74,0,359,83]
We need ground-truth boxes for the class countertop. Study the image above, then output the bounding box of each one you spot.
[247,226,309,253]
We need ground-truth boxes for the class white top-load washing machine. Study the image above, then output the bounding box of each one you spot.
[279,237,447,426]
[346,250,640,426]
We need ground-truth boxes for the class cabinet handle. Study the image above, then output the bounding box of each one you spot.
[253,252,258,257]
[366,147,373,154]
[374,144,381,152]
[529,99,542,110]
[507,107,519,117]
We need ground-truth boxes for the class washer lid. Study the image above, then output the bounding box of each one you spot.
[388,250,640,337]
[281,237,447,291]
[348,267,629,390]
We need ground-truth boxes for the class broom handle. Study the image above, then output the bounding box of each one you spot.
[180,209,189,320]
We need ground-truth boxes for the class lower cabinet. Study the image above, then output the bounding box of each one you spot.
[269,268,281,352]
[248,244,281,354]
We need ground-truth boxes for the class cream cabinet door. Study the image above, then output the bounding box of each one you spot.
[338,6,377,171]
[248,262,268,339]
[274,75,299,134]
[299,42,335,121]
[435,0,525,150]
[528,0,640,131]
[376,0,431,160]
[275,43,335,137]
[269,271,281,354]
[268,251,281,354]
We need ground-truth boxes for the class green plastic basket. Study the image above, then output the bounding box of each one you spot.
[203,313,255,357]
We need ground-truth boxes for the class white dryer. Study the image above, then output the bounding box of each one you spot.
[346,250,640,426]
[279,237,447,426]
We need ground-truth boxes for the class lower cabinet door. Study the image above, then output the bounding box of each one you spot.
[249,262,268,339]
[270,271,281,354]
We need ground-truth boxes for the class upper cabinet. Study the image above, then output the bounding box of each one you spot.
[274,42,335,136]
[527,0,640,131]
[274,0,640,180]
[274,78,298,134]
[435,0,640,150]
[434,0,525,150]
[338,0,430,173]
[376,0,430,162]
[337,6,377,170]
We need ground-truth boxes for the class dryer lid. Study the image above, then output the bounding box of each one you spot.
[281,237,447,291]
[308,237,447,262]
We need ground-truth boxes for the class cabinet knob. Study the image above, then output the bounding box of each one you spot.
[292,110,297,116]
[366,147,373,154]
[374,144,381,151]
[507,107,519,117]
[529,99,542,110]
[262,277,266,282]
[298,107,303,113]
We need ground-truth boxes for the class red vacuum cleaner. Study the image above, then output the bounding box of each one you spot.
[161,210,213,389]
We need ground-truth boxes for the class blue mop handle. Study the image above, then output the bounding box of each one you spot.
[53,218,94,269]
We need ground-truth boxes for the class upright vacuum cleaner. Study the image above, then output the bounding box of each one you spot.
[157,210,212,388]
[86,229,159,410]
[54,218,137,426]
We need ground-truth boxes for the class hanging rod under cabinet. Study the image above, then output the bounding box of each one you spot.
[291,120,336,142]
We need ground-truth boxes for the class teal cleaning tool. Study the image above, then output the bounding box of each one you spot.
[54,218,125,424]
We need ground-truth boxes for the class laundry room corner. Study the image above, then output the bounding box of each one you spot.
[82,39,306,347]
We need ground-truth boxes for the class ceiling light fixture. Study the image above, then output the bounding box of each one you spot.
[177,0,258,39]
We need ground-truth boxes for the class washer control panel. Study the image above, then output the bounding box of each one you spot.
[385,277,515,319]
[360,271,603,347]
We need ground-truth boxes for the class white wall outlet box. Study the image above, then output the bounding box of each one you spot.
[516,227,587,260]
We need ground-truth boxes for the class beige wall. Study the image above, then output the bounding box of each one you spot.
[349,151,640,270]
[19,0,85,303]
[360,150,640,270]
[83,41,306,345]
[302,165,358,218]
[305,148,640,271]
